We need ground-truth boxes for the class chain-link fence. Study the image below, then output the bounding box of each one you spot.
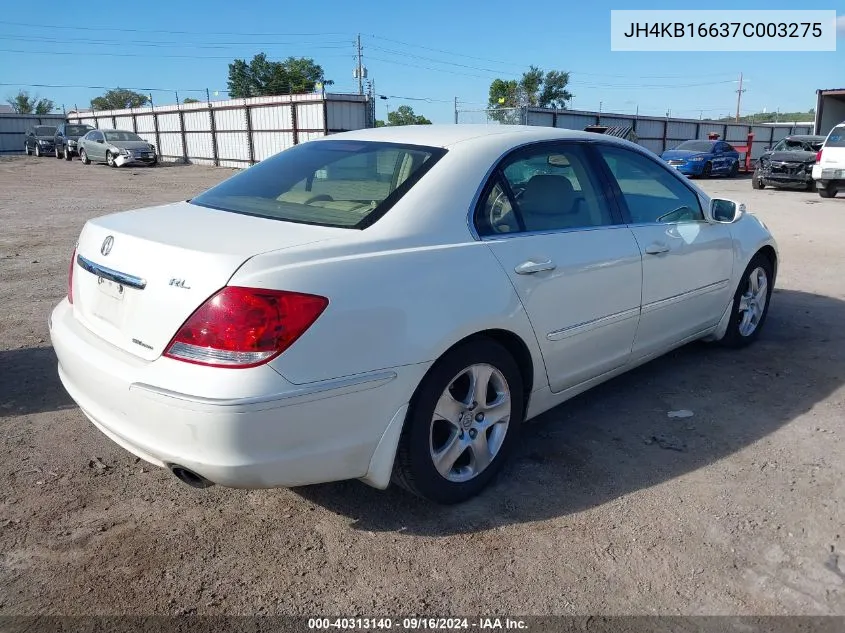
[456,107,526,125]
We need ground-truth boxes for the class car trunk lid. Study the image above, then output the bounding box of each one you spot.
[71,201,344,361]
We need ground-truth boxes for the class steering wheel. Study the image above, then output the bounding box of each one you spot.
[487,189,513,232]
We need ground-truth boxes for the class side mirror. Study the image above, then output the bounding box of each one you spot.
[763,146,771,151]
[710,198,744,223]
[96,139,104,144]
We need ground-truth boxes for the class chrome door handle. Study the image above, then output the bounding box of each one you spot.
[515,259,557,274]
[645,243,670,255]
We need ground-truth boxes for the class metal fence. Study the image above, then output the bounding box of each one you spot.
[457,106,814,160]
[67,93,370,168]
[0,113,68,155]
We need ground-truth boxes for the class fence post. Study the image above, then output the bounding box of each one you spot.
[291,101,299,145]
[769,126,775,148]
[695,122,700,139]
[152,106,161,161]
[208,102,219,167]
[178,105,188,164]
[662,118,668,152]
[244,102,255,165]
[131,107,137,133]
[723,123,728,140]
[552,110,558,128]
[322,97,329,135]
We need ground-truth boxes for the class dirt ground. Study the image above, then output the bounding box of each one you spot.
[0,155,843,617]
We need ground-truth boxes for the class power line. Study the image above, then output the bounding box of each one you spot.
[0,81,208,93]
[0,34,352,49]
[0,20,349,37]
[0,48,351,60]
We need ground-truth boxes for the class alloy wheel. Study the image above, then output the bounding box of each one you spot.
[737,266,768,337]
[429,363,511,483]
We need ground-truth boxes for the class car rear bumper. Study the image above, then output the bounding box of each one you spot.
[49,299,423,488]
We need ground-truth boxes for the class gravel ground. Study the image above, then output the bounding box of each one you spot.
[0,155,843,616]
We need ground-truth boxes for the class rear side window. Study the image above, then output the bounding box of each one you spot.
[597,145,704,224]
[825,126,845,147]
[191,140,445,229]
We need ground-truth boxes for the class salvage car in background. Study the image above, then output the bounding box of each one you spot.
[661,139,740,178]
[812,122,845,199]
[51,125,778,504]
[53,123,95,160]
[77,129,157,167]
[24,125,58,157]
[752,135,825,191]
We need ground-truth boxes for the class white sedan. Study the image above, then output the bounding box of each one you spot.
[50,125,778,504]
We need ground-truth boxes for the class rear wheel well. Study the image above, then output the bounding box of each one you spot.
[438,329,535,412]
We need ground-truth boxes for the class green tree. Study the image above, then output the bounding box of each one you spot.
[7,90,54,114]
[182,97,200,104]
[488,66,572,123]
[91,88,149,110]
[386,105,432,126]
[227,53,329,97]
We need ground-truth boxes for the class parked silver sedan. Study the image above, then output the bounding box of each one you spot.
[78,129,157,167]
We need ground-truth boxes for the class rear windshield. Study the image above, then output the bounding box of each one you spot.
[104,131,144,142]
[674,140,714,152]
[35,126,56,136]
[825,127,845,148]
[66,125,92,136]
[191,140,446,229]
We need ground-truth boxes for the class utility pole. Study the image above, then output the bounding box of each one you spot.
[735,72,745,122]
[356,34,363,95]
[454,97,458,124]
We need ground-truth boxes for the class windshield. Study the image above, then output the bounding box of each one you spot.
[104,131,144,142]
[825,127,845,148]
[674,140,714,152]
[191,140,446,229]
[35,126,56,136]
[66,125,93,136]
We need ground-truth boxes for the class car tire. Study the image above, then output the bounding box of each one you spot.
[55,146,62,159]
[25,144,31,156]
[702,162,712,178]
[64,147,72,161]
[80,149,90,165]
[106,151,117,168]
[149,158,158,167]
[752,170,765,189]
[818,183,836,198]
[392,339,524,504]
[34,144,41,157]
[719,253,774,349]
[729,161,739,178]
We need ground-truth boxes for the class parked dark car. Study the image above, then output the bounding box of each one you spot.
[24,125,58,157]
[660,140,741,178]
[53,123,95,160]
[753,135,826,191]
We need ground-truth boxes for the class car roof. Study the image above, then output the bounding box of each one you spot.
[321,124,614,149]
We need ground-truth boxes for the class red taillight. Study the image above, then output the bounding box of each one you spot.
[164,286,328,368]
[68,248,76,304]
[816,149,823,163]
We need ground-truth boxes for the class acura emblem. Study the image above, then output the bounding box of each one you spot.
[100,236,114,256]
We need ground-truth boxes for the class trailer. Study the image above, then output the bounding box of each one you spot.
[815,89,845,136]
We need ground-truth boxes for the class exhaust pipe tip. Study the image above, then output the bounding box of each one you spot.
[170,465,215,489]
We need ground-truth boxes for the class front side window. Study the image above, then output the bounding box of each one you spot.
[104,131,144,142]
[476,143,615,235]
[191,140,445,229]
[675,140,714,153]
[597,145,704,224]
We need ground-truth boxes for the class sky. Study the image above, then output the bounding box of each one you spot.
[0,0,842,124]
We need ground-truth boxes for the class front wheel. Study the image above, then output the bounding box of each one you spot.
[702,162,712,178]
[34,144,41,157]
[64,147,72,161]
[25,144,31,156]
[729,161,739,178]
[719,253,774,348]
[393,339,524,504]
[752,170,765,189]
[106,151,117,168]
[818,183,836,198]
[80,149,90,165]
[55,146,62,159]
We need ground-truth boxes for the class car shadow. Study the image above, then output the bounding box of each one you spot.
[0,346,74,418]
[296,288,845,535]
